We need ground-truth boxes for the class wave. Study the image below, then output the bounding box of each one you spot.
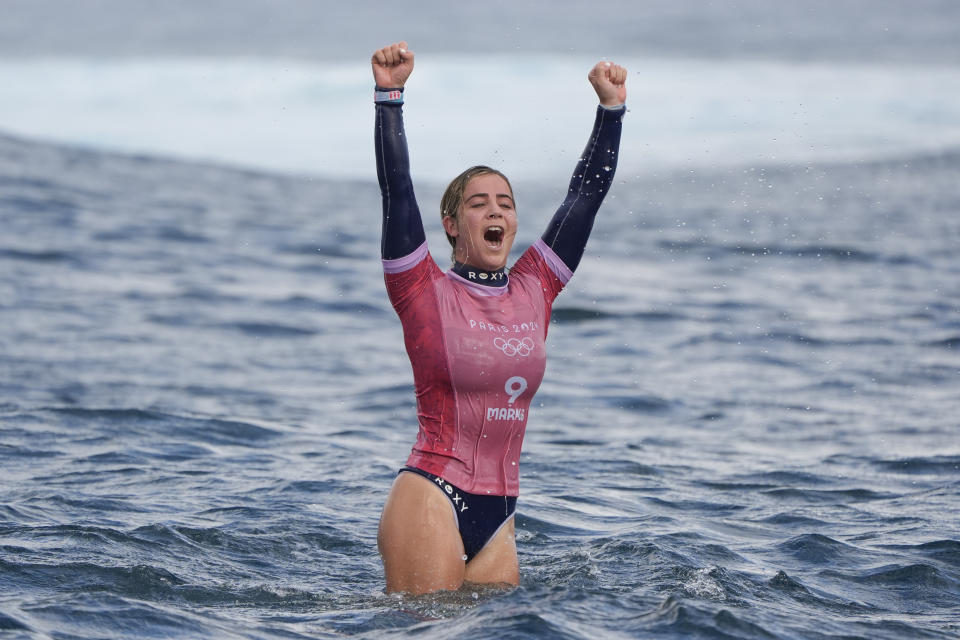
[3,56,960,181]
[882,540,960,568]
[0,612,30,632]
[46,406,166,424]
[821,563,954,589]
[224,321,318,338]
[675,330,898,350]
[629,595,786,637]
[645,497,746,515]
[31,407,283,446]
[550,306,683,324]
[1,557,325,606]
[924,335,960,349]
[657,239,927,267]
[776,533,863,565]
[0,247,78,264]
[0,443,62,459]
[759,517,834,536]
[144,314,319,338]
[871,456,960,475]
[762,487,898,504]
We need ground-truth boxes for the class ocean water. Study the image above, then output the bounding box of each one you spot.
[2,2,960,638]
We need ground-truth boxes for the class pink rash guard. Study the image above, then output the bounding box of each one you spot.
[374,87,624,498]
[383,239,572,496]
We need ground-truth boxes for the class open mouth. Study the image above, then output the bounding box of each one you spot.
[483,226,504,247]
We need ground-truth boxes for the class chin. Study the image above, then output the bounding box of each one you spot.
[489,244,514,267]
[484,253,509,270]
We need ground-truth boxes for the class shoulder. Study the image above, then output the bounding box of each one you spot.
[510,241,571,302]
[383,243,443,312]
[513,241,572,285]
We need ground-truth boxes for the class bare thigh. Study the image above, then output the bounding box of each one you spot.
[464,516,518,587]
[378,472,465,594]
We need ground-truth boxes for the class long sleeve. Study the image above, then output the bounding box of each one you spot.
[540,105,625,272]
[375,100,427,260]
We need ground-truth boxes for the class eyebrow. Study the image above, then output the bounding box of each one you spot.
[466,192,514,202]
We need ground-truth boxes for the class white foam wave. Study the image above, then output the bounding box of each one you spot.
[2,55,958,180]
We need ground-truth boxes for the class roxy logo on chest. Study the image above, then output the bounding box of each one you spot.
[464,270,506,283]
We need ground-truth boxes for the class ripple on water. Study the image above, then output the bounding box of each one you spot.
[775,533,864,565]
[629,596,773,639]
[817,563,960,612]
[221,321,319,338]
[824,563,954,589]
[888,540,960,568]
[0,611,31,631]
[761,487,899,504]
[871,456,960,475]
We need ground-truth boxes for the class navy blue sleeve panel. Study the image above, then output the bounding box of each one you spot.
[541,105,625,272]
[375,102,427,260]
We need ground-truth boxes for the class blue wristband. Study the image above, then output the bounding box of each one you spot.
[374,86,404,104]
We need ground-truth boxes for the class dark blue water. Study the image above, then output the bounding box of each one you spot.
[2,2,960,638]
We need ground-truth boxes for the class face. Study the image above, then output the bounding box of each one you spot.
[442,173,518,271]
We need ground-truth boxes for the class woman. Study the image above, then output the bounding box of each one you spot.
[372,41,626,594]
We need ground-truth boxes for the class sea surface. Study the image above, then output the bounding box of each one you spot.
[2,2,959,639]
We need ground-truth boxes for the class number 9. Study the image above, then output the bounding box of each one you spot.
[505,376,527,404]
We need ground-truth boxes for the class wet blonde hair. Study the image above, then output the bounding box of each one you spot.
[440,165,515,262]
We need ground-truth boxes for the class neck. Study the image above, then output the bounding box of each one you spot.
[451,261,508,287]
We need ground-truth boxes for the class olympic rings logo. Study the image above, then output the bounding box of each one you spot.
[494,337,535,357]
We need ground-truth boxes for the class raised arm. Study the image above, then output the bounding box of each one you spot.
[541,61,628,272]
[373,41,426,260]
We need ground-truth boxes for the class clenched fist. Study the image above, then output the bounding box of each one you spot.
[372,41,415,89]
[588,61,627,107]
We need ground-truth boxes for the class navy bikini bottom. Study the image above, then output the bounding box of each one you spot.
[399,466,517,562]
